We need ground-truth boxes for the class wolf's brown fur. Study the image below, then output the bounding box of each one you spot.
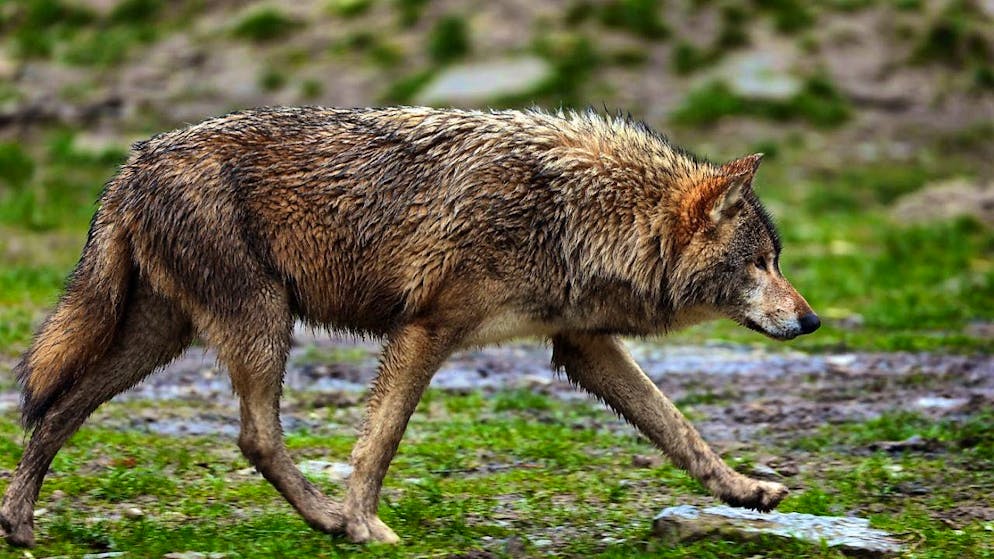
[1,107,817,546]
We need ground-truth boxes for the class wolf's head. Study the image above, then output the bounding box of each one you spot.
[669,154,819,340]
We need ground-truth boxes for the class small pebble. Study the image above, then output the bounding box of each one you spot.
[123,507,144,520]
[632,454,662,468]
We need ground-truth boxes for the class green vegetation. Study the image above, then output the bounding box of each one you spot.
[912,0,991,67]
[380,69,436,104]
[671,76,851,127]
[0,132,127,232]
[393,0,428,27]
[753,0,814,34]
[427,15,470,65]
[109,0,164,24]
[0,395,990,557]
[300,79,325,100]
[565,0,669,40]
[1,0,199,66]
[599,0,670,40]
[796,410,994,460]
[530,34,600,108]
[328,0,374,19]
[232,8,301,43]
[259,68,288,92]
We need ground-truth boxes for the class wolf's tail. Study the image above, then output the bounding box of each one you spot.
[16,203,132,429]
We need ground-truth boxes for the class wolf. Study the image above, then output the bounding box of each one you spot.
[0,106,819,546]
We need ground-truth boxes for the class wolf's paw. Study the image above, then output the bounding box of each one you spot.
[0,511,35,548]
[723,480,788,513]
[345,515,400,544]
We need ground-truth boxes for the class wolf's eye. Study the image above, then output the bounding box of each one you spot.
[754,256,767,270]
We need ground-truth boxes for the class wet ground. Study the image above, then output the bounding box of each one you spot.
[4,326,988,447]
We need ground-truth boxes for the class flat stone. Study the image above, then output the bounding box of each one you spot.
[653,505,905,557]
[915,396,968,410]
[415,57,552,106]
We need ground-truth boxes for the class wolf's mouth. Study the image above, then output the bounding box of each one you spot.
[742,318,797,341]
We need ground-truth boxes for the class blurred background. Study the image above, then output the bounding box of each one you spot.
[2,0,993,353]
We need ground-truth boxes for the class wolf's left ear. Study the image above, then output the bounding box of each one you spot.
[710,153,763,222]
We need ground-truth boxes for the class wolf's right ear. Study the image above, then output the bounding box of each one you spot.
[709,153,763,222]
[709,172,749,222]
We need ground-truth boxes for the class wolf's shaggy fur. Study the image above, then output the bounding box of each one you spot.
[2,107,816,546]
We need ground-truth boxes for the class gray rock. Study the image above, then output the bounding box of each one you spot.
[297,460,353,481]
[653,505,905,557]
[415,57,552,106]
[981,0,994,18]
[891,178,994,229]
[714,52,801,101]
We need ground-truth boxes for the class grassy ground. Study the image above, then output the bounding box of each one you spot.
[0,393,991,558]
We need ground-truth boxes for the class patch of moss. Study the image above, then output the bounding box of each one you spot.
[0,143,35,187]
[427,15,470,65]
[231,8,301,43]
[109,0,163,24]
[912,0,991,67]
[394,0,428,26]
[328,0,373,18]
[599,0,669,40]
[753,0,814,33]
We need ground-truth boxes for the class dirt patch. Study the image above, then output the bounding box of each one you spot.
[891,178,994,227]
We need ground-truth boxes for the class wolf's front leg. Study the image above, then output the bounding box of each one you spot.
[344,323,459,543]
[551,332,787,511]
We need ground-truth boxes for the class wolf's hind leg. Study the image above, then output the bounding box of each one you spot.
[552,333,788,512]
[343,323,457,543]
[1,283,193,547]
[215,288,345,534]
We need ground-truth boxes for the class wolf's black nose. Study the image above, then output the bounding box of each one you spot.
[799,312,821,334]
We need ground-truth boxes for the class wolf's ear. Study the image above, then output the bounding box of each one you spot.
[721,153,764,177]
[709,154,763,222]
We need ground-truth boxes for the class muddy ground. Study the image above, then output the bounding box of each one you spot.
[3,327,988,450]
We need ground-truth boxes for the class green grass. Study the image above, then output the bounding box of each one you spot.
[427,15,470,65]
[0,394,991,557]
[231,8,301,43]
[599,0,670,40]
[328,0,374,19]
